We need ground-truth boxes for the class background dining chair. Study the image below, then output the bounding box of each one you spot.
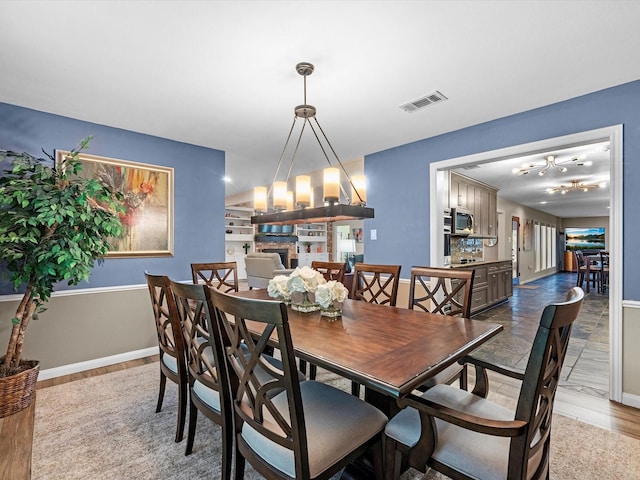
[145,272,188,443]
[301,260,347,380]
[573,250,587,288]
[350,263,401,396]
[384,286,584,480]
[169,280,233,479]
[351,263,401,306]
[599,251,610,293]
[191,261,239,293]
[208,289,388,480]
[408,266,475,390]
[311,260,346,283]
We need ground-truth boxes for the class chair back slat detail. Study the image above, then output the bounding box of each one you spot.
[311,260,346,283]
[352,263,401,306]
[409,267,474,318]
[191,261,239,293]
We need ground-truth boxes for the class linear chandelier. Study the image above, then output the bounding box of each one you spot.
[251,62,373,225]
[546,179,605,195]
[513,154,591,176]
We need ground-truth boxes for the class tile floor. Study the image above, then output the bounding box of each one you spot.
[471,271,610,399]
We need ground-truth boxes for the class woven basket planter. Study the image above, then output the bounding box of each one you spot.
[0,359,40,418]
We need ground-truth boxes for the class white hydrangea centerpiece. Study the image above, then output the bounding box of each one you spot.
[267,275,291,302]
[315,280,349,309]
[286,265,326,294]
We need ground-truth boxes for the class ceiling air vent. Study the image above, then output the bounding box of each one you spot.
[400,91,448,113]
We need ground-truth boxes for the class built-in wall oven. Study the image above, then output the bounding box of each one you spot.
[444,209,452,266]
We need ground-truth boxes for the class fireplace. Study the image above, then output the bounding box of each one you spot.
[262,248,289,269]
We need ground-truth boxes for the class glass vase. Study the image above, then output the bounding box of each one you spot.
[291,291,321,313]
[320,303,343,318]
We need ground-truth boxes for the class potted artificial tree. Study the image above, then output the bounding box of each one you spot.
[0,137,123,417]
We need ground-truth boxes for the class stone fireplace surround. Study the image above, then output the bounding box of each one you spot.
[255,241,298,269]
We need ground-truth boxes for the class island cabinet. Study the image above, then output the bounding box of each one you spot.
[488,261,513,305]
[470,265,489,313]
[452,260,512,315]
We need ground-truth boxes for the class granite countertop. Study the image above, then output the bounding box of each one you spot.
[450,259,512,268]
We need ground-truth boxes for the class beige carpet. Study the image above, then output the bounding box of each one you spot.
[33,362,640,479]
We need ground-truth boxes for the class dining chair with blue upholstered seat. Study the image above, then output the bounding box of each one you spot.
[350,262,401,396]
[384,287,584,480]
[145,272,188,443]
[208,288,388,480]
[408,266,475,390]
[169,280,233,479]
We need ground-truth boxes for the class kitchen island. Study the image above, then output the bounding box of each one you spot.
[450,259,513,314]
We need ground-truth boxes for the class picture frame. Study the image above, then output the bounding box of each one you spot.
[523,219,534,251]
[55,150,174,257]
[352,227,363,243]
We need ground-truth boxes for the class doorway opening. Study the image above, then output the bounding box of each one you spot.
[428,125,622,402]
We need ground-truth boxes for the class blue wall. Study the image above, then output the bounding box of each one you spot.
[0,102,226,292]
[365,80,640,299]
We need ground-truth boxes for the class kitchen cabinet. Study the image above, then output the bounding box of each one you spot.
[453,260,512,315]
[450,172,498,237]
[488,261,512,305]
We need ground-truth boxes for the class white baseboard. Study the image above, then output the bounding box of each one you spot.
[621,392,640,409]
[38,347,158,381]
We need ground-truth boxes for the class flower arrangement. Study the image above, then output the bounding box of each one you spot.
[267,266,348,317]
[267,275,291,302]
[315,280,349,309]
[286,266,326,294]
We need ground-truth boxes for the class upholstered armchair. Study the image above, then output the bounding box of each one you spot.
[245,252,291,289]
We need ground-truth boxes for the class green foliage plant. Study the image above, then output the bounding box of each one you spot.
[0,137,124,376]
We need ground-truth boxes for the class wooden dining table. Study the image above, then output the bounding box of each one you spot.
[235,289,503,415]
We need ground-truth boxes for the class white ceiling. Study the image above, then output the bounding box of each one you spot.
[452,141,611,218]
[1,1,638,217]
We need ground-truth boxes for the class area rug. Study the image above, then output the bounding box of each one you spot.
[32,362,640,479]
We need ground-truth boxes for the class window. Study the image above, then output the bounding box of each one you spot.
[535,222,557,273]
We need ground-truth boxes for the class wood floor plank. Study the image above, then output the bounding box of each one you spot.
[0,395,34,480]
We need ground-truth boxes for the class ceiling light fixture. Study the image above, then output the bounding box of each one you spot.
[251,62,374,225]
[546,179,606,195]
[512,154,587,176]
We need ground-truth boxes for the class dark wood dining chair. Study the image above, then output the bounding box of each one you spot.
[350,263,401,396]
[599,251,610,293]
[190,261,238,293]
[169,280,233,479]
[144,272,188,443]
[311,260,346,283]
[573,250,587,288]
[299,260,348,380]
[208,288,388,480]
[408,266,475,390]
[351,263,401,306]
[384,286,584,480]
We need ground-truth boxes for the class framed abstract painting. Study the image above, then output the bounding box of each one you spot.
[55,150,174,257]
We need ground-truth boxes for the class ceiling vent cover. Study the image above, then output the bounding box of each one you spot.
[400,91,448,113]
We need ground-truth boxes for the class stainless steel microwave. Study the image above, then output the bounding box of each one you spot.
[452,208,474,235]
